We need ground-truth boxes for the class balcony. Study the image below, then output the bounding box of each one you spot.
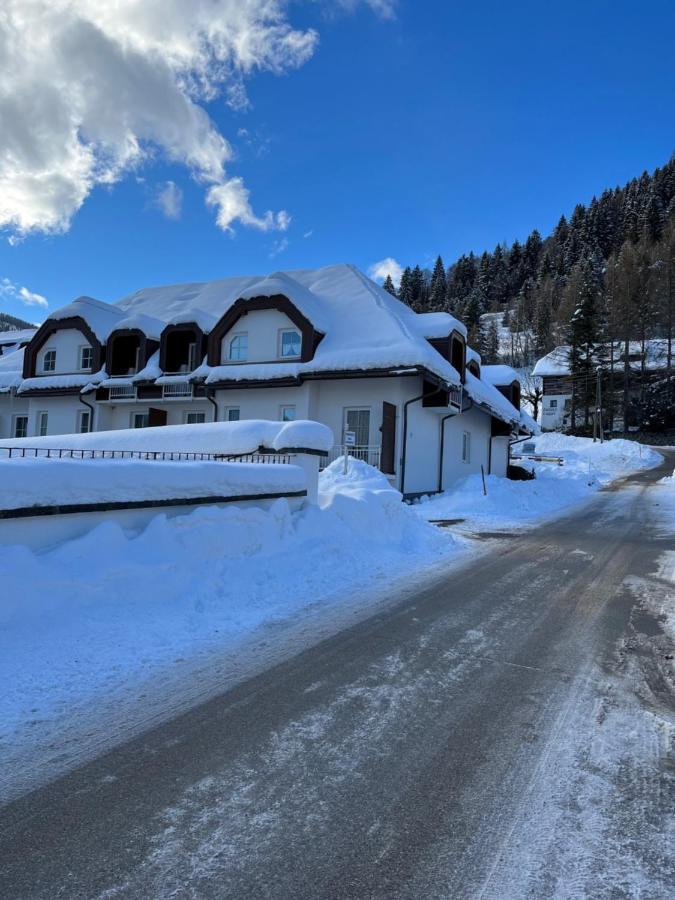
[108,384,136,401]
[162,383,193,400]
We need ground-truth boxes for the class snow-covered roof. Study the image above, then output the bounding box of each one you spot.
[519,408,540,435]
[18,369,107,394]
[0,328,37,347]
[112,312,165,341]
[115,263,466,387]
[533,340,672,378]
[413,311,467,340]
[0,347,24,392]
[27,265,473,389]
[466,347,482,366]
[481,364,521,386]
[47,296,126,341]
[463,371,520,426]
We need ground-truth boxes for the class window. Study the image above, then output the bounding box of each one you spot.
[42,349,56,372]
[462,430,471,463]
[344,408,370,446]
[549,399,558,408]
[185,411,206,424]
[187,342,197,371]
[131,412,149,429]
[226,407,240,422]
[228,333,248,361]
[78,410,92,434]
[37,411,48,437]
[279,329,301,359]
[79,346,93,370]
[280,405,296,422]
[13,415,28,438]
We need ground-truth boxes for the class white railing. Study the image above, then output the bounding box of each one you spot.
[321,445,382,470]
[109,384,136,401]
[162,383,193,399]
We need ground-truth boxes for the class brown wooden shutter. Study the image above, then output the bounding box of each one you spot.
[380,402,396,474]
[148,407,168,427]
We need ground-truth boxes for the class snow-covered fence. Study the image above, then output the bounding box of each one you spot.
[0,420,333,551]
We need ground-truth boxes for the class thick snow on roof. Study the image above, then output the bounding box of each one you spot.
[166,307,219,331]
[463,371,520,425]
[1,420,334,455]
[17,369,107,394]
[113,312,165,340]
[0,328,36,347]
[114,264,464,386]
[0,347,24,392]
[533,340,672,378]
[48,296,126,341]
[482,364,521,386]
[413,311,467,340]
[519,408,540,435]
[466,346,482,366]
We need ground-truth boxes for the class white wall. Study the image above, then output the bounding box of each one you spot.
[220,309,299,364]
[103,400,213,431]
[541,393,571,430]
[440,405,491,492]
[25,395,94,438]
[490,436,510,477]
[36,328,93,376]
[0,392,30,439]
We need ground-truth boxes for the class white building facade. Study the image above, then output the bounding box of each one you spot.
[0,265,529,496]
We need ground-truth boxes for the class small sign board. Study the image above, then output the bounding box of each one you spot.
[522,442,536,455]
[344,431,357,447]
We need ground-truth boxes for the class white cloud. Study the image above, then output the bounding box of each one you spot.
[0,1,318,237]
[0,277,48,308]
[332,0,397,20]
[269,237,290,258]
[368,256,403,287]
[303,229,314,239]
[155,181,183,220]
[206,179,290,234]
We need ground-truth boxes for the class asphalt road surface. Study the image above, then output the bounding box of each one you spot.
[1,453,674,899]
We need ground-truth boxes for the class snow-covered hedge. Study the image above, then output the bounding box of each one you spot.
[0,419,334,456]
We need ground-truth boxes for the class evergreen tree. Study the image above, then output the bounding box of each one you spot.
[428,255,447,309]
[398,266,413,306]
[382,274,397,296]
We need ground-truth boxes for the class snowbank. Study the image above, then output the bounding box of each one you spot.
[415,435,662,531]
[0,458,305,511]
[0,419,334,456]
[0,457,458,800]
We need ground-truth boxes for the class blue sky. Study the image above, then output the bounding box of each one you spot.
[1,0,673,323]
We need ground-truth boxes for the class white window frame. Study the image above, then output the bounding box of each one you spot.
[79,345,94,371]
[78,409,92,434]
[461,430,471,463]
[227,332,248,362]
[225,407,241,422]
[42,348,56,373]
[278,328,301,359]
[280,405,296,422]
[130,411,149,429]
[187,342,198,371]
[37,410,48,437]
[184,411,206,425]
[13,414,28,438]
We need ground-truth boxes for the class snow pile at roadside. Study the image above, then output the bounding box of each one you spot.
[0,457,455,800]
[0,458,306,511]
[0,419,333,456]
[415,435,662,531]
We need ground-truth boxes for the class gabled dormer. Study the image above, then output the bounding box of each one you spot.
[426,329,466,382]
[207,294,323,366]
[22,295,118,379]
[105,314,163,377]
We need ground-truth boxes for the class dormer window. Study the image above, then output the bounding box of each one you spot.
[42,349,56,372]
[79,346,93,370]
[228,333,248,362]
[279,329,301,359]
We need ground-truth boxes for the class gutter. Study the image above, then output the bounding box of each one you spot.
[401,383,453,496]
[79,393,96,432]
[206,388,218,422]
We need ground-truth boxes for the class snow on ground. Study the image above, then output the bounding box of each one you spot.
[0,458,459,801]
[414,434,663,532]
[0,438,662,800]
